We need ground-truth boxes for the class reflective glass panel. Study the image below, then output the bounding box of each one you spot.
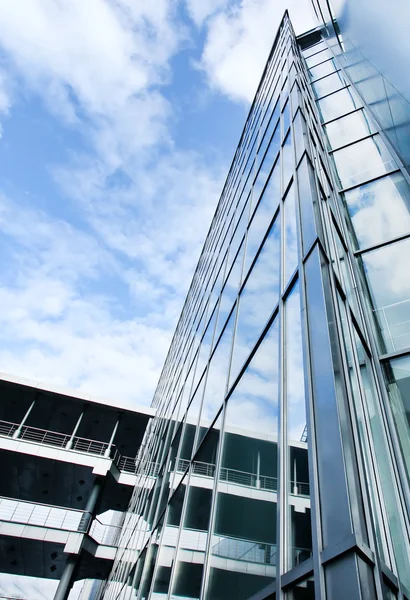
[312,71,345,98]
[284,183,298,288]
[325,109,376,149]
[231,216,281,384]
[253,126,281,207]
[386,355,410,485]
[197,310,235,447]
[282,100,290,138]
[305,48,332,68]
[245,159,281,276]
[317,86,361,122]
[309,57,337,81]
[171,421,222,600]
[333,134,397,189]
[206,319,280,599]
[344,172,410,250]
[360,237,410,353]
[285,281,312,568]
[215,241,243,341]
[282,131,293,192]
[258,101,280,161]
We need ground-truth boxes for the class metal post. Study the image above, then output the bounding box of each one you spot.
[104,413,121,458]
[53,555,77,600]
[256,451,261,489]
[13,397,37,439]
[65,406,87,450]
[78,477,104,532]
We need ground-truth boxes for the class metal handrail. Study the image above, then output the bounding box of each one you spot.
[0,420,18,437]
[0,420,109,456]
[0,496,87,532]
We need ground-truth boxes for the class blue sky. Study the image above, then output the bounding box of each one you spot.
[0,0,315,412]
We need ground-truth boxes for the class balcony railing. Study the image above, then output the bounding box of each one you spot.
[0,496,86,532]
[0,496,122,546]
[212,534,277,566]
[0,419,109,456]
[176,458,309,497]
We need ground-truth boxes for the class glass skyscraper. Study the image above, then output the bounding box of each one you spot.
[101,9,410,600]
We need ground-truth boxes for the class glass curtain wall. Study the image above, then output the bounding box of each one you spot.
[102,12,410,600]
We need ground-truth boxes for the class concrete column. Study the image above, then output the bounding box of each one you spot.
[53,555,77,600]
[78,477,104,532]
[65,405,87,450]
[12,397,37,439]
[104,412,122,458]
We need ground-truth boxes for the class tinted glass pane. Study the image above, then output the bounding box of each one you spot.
[333,135,396,189]
[231,217,281,384]
[286,281,312,568]
[361,237,410,353]
[344,172,410,250]
[325,109,376,149]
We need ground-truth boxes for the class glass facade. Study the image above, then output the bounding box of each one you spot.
[101,12,410,600]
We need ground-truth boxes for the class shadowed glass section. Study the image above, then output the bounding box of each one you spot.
[206,318,280,600]
[285,280,312,568]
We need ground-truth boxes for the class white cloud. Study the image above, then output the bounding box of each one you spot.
[185,0,229,27]
[199,0,315,103]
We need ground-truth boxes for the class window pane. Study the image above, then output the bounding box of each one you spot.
[312,71,346,98]
[207,319,280,599]
[309,58,337,81]
[282,99,290,138]
[284,183,298,288]
[386,355,410,485]
[197,311,235,447]
[333,135,397,189]
[171,421,222,600]
[305,48,332,68]
[253,126,281,206]
[344,172,410,250]
[297,156,317,254]
[325,109,376,149]
[245,159,281,275]
[360,237,410,353]
[285,281,312,568]
[317,86,362,122]
[258,100,280,161]
[231,217,281,384]
[282,131,293,192]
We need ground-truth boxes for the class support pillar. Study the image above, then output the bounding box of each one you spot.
[104,412,122,458]
[78,477,104,532]
[66,405,87,450]
[13,397,37,439]
[53,555,77,600]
